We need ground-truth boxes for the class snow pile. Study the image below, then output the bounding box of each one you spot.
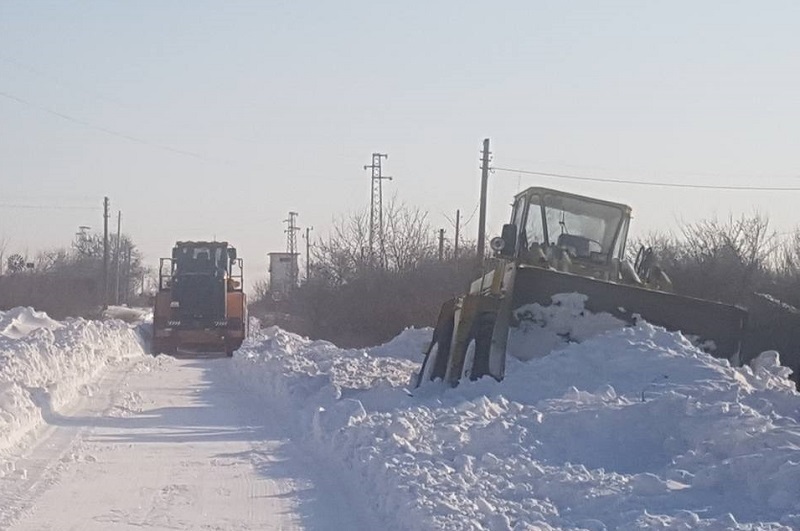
[232,305,800,530]
[368,326,433,361]
[509,293,625,360]
[0,307,63,340]
[102,305,152,324]
[0,307,146,456]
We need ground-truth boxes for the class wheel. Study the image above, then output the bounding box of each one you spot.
[415,314,455,387]
[151,338,176,356]
[467,313,495,381]
[224,338,241,358]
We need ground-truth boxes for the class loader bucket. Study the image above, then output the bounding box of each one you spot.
[511,265,747,360]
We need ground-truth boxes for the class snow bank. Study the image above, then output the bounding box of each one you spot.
[0,307,146,457]
[102,305,152,324]
[0,307,63,340]
[232,306,800,530]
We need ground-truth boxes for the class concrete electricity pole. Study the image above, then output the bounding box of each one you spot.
[114,211,122,305]
[305,226,313,282]
[477,139,491,271]
[103,197,110,309]
[454,209,460,261]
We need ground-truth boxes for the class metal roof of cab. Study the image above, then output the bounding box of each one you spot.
[174,241,232,247]
[514,186,632,214]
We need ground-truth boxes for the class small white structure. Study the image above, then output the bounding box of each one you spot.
[268,252,299,297]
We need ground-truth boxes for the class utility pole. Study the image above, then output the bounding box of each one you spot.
[305,226,313,282]
[124,244,131,304]
[364,153,392,268]
[103,197,110,309]
[477,138,491,271]
[454,209,460,261]
[284,211,300,289]
[438,229,445,261]
[114,211,122,305]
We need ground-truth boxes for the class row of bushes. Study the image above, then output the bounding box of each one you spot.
[0,231,148,319]
[251,256,477,348]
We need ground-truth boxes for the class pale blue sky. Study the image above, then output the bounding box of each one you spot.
[2,1,799,287]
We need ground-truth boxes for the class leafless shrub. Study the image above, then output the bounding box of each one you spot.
[250,200,477,347]
[636,214,777,304]
[0,230,147,318]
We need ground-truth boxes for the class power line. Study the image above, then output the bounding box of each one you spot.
[0,89,214,161]
[0,53,131,109]
[0,203,99,211]
[461,200,480,227]
[491,166,800,192]
[496,155,798,182]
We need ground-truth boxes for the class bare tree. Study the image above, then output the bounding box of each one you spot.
[632,213,777,304]
[312,199,439,286]
[313,209,371,286]
[680,214,776,288]
[383,197,437,271]
[251,278,270,302]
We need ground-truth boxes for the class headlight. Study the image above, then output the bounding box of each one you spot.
[490,237,506,252]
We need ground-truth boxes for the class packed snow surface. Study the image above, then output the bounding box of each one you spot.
[232,297,800,531]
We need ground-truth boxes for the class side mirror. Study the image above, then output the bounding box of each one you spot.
[228,247,237,263]
[491,224,517,258]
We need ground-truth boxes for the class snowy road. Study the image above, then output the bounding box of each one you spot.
[0,356,363,531]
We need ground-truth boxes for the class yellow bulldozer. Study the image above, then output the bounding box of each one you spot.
[152,241,247,356]
[416,187,747,386]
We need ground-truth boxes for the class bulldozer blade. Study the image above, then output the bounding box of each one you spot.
[512,265,747,361]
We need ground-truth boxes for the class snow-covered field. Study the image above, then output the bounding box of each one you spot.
[232,296,800,531]
[1,301,799,530]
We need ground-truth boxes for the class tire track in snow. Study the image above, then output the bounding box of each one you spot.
[0,358,140,528]
[4,356,365,530]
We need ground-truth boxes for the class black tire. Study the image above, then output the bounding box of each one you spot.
[416,315,455,386]
[468,314,495,381]
[151,339,176,356]
[224,338,241,358]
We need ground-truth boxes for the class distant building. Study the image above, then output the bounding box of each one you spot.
[268,252,299,298]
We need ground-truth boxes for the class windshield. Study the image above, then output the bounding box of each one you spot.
[525,193,625,260]
[175,245,225,273]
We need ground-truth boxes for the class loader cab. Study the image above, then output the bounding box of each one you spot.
[498,187,632,274]
[172,244,227,275]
